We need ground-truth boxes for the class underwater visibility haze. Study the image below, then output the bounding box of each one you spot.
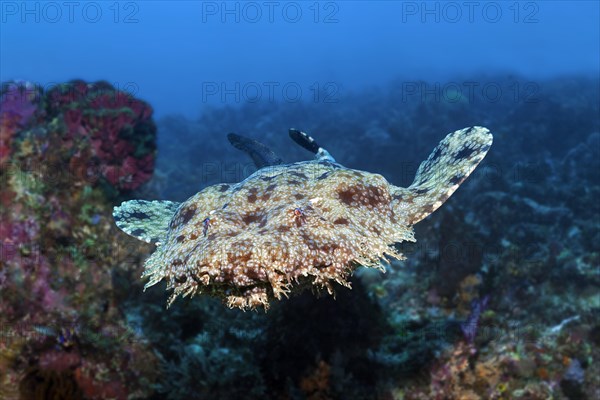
[0,1,599,399]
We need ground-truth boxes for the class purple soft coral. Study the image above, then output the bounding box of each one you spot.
[460,295,489,343]
[0,81,40,126]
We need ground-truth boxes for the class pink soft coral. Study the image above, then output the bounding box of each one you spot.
[47,80,157,191]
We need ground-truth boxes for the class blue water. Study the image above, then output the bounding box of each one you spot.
[1,1,598,117]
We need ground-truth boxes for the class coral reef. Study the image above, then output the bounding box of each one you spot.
[2,75,598,399]
[0,81,41,165]
[46,80,156,191]
[0,80,158,398]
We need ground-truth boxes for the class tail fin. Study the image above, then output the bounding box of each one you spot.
[393,126,493,225]
[113,200,180,245]
[227,133,283,168]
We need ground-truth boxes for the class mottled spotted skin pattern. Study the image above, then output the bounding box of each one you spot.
[391,126,493,225]
[114,126,492,310]
[142,161,414,310]
[113,200,180,244]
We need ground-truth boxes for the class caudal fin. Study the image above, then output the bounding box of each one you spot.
[227,133,283,168]
[113,200,181,245]
[392,126,493,225]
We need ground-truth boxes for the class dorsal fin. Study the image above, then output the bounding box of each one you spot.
[113,200,180,245]
[227,133,283,168]
[288,129,336,162]
[391,126,493,225]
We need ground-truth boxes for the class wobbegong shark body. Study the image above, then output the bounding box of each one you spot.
[113,127,492,310]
